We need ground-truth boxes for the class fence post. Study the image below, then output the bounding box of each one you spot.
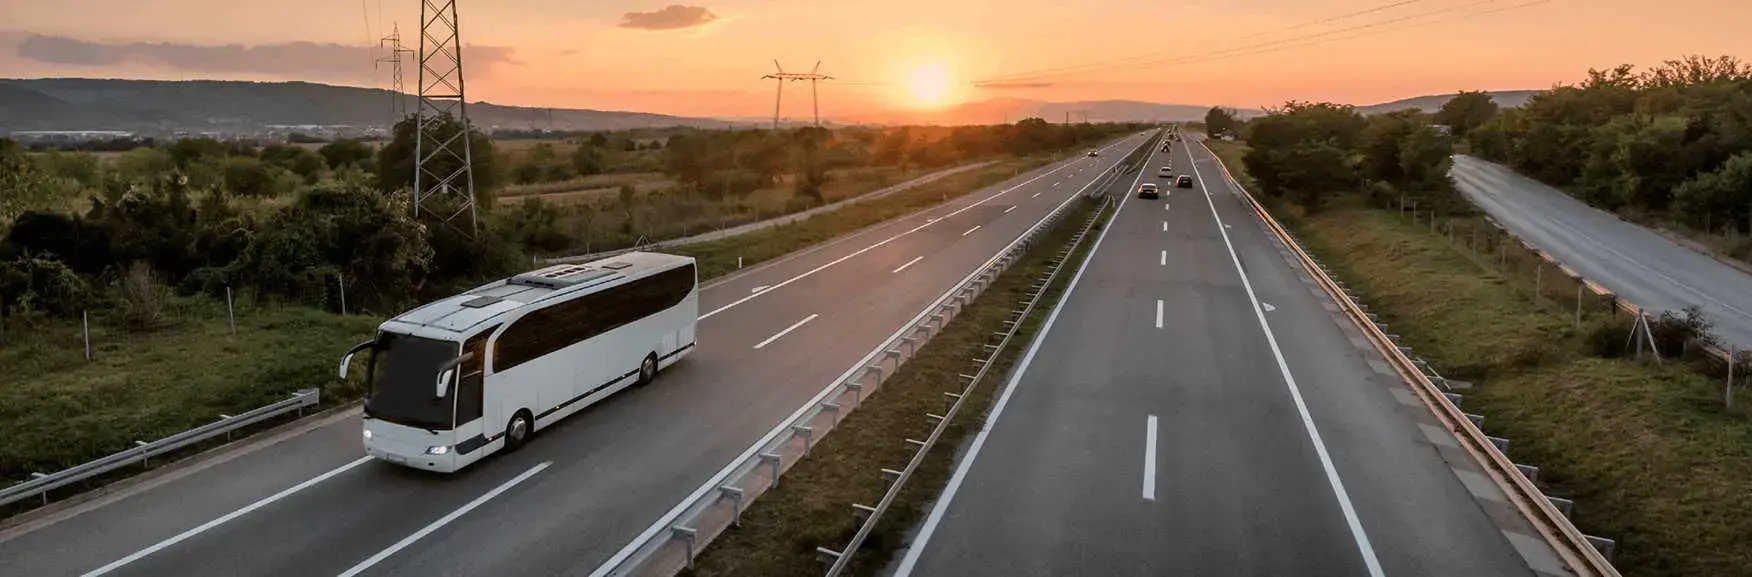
[1729,348,1737,409]
[226,286,237,335]
[1575,282,1583,329]
[1534,261,1543,299]
[337,274,347,316]
[82,310,92,361]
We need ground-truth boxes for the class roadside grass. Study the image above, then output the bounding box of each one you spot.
[0,300,378,483]
[684,196,1108,577]
[0,153,1053,515]
[673,158,1048,279]
[1206,139,1752,576]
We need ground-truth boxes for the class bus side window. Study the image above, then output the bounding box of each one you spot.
[457,327,495,424]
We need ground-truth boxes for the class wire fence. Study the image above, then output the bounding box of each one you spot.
[1392,193,1750,408]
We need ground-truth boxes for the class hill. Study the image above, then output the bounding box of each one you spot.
[1355,90,1540,115]
[0,78,739,135]
[843,98,1265,126]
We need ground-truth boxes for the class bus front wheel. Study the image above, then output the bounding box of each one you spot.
[637,353,658,386]
[504,411,533,452]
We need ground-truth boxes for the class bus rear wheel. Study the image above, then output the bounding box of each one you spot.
[637,353,658,386]
[504,411,533,452]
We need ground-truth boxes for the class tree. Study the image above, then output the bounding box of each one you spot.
[318,139,375,170]
[1435,90,1498,139]
[589,132,610,148]
[231,178,433,310]
[1674,151,1752,233]
[376,113,501,203]
[1205,107,1240,139]
[571,144,606,177]
[223,157,283,198]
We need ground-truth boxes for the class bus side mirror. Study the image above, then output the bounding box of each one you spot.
[339,340,374,380]
[432,352,475,398]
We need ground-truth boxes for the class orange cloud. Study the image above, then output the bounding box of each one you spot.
[619,5,719,31]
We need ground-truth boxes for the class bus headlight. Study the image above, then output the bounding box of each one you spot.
[425,445,450,455]
[362,429,373,441]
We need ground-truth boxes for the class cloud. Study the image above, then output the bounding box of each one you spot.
[619,5,718,31]
[14,34,517,78]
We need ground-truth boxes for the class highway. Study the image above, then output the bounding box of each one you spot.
[896,137,1567,576]
[0,134,1151,577]
[1453,155,1752,349]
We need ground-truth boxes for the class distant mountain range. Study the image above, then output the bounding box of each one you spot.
[841,98,1267,126]
[0,78,1543,137]
[0,78,739,135]
[1355,90,1541,115]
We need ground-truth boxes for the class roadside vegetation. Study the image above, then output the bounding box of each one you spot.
[1465,55,1752,263]
[0,115,1138,500]
[1208,84,1752,573]
[685,196,1110,577]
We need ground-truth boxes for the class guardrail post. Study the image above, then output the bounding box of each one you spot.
[30,473,48,505]
[759,452,782,489]
[672,525,698,569]
[219,414,234,441]
[792,425,814,455]
[135,440,150,467]
[82,310,92,361]
[1534,261,1543,299]
[719,485,745,527]
[1585,535,1616,561]
[1547,496,1575,519]
[1515,464,1539,483]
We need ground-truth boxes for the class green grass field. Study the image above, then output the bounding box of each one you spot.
[1205,139,1752,576]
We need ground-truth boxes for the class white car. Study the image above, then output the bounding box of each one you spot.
[1158,166,1173,178]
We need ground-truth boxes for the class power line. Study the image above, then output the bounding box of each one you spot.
[1233,0,1429,41]
[977,0,1505,86]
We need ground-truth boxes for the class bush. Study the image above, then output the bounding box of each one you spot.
[1650,305,1716,357]
[0,253,90,317]
[1585,317,1635,358]
[115,262,173,331]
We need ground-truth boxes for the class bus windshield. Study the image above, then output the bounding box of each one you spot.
[364,331,460,431]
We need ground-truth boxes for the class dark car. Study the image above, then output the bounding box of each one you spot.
[1175,175,1194,189]
[1138,183,1160,199]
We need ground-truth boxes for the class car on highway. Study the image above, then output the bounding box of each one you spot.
[1086,150,1099,157]
[341,251,699,473]
[1138,183,1160,199]
[1158,166,1173,177]
[1175,175,1194,188]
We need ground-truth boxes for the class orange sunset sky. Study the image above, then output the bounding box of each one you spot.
[1,0,1747,118]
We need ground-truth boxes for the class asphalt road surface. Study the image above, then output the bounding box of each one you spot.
[1453,155,1752,349]
[896,138,1566,577]
[0,134,1152,577]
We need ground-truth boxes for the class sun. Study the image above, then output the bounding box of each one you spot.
[906,64,952,108]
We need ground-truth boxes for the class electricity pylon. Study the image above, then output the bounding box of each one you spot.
[413,0,478,236]
[762,60,832,129]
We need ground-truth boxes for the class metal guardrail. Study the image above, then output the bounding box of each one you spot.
[0,388,321,509]
[1196,139,1621,577]
[590,131,1159,577]
[818,182,1120,576]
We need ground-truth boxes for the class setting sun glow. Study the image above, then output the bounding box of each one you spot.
[905,64,952,108]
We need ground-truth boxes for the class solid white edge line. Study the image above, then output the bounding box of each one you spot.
[336,462,552,577]
[894,133,1159,577]
[1155,299,1164,329]
[892,256,924,274]
[962,225,982,237]
[1188,140,1386,577]
[1144,415,1159,502]
[753,314,820,349]
[81,456,373,577]
[588,133,1157,577]
[699,135,1139,321]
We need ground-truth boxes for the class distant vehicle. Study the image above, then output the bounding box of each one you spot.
[1158,166,1173,178]
[1138,183,1160,199]
[341,252,700,473]
[1086,150,1099,157]
[1176,175,1194,189]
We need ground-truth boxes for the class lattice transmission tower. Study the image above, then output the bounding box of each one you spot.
[762,60,832,130]
[414,0,478,236]
[376,24,416,122]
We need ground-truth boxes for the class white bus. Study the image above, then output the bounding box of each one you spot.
[339,251,699,473]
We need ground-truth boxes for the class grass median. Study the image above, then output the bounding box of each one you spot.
[683,196,1110,577]
[1207,139,1752,577]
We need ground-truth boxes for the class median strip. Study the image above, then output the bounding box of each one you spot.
[682,198,1113,577]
